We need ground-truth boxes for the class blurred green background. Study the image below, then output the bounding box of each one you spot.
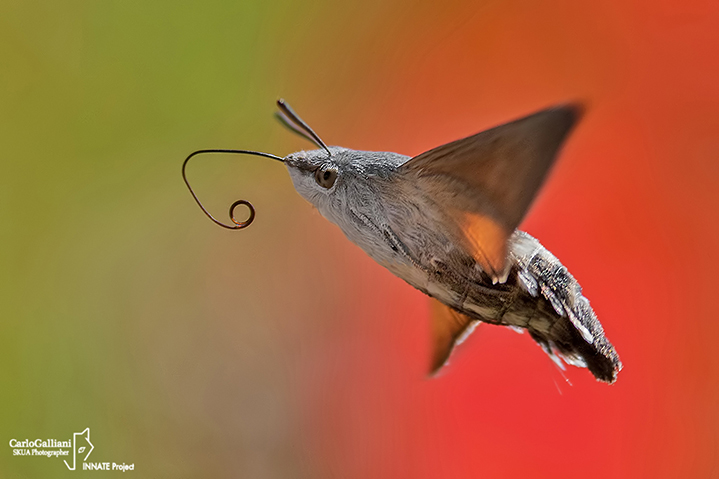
[0,1,340,476]
[2,0,719,477]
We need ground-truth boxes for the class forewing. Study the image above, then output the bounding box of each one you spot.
[398,105,580,279]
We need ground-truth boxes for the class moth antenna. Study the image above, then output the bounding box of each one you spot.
[274,111,318,145]
[276,99,331,157]
[182,148,284,230]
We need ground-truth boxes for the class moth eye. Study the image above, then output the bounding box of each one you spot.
[314,166,338,189]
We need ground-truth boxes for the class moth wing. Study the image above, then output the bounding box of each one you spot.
[429,298,481,374]
[398,105,580,280]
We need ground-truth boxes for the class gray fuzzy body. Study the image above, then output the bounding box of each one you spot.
[286,147,621,381]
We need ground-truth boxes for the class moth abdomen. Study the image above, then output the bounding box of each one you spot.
[508,231,622,382]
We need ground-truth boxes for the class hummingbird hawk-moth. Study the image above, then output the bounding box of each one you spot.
[183,100,622,383]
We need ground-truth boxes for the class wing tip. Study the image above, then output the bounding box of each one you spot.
[555,101,585,116]
[542,101,585,133]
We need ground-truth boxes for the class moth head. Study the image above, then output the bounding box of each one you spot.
[284,147,341,197]
[283,147,368,220]
[286,143,409,198]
